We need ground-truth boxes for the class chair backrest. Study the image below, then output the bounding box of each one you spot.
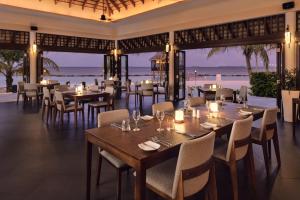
[88,85,99,92]
[259,107,278,140]
[281,90,300,122]
[141,83,153,96]
[98,109,129,127]
[216,88,234,101]
[94,79,99,86]
[104,86,114,95]
[43,87,51,106]
[203,84,213,89]
[188,97,205,107]
[54,84,69,92]
[24,83,38,96]
[18,81,25,92]
[172,131,215,199]
[105,80,115,87]
[48,80,58,84]
[126,79,132,92]
[54,91,65,111]
[152,102,174,115]
[239,86,248,100]
[226,116,253,161]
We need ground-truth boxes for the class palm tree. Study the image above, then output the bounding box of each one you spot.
[0,50,59,92]
[207,45,273,75]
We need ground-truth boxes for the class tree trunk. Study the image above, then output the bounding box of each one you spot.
[245,54,252,75]
[6,73,13,93]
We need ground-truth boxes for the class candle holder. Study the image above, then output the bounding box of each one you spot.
[175,110,184,123]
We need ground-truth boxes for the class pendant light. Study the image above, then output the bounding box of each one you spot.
[100,0,106,21]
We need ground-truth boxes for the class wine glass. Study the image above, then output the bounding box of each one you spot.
[156,110,165,132]
[132,110,141,132]
[220,94,225,102]
[237,95,242,104]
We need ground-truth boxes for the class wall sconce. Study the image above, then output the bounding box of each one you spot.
[165,42,170,53]
[175,109,184,123]
[285,25,291,48]
[31,41,37,54]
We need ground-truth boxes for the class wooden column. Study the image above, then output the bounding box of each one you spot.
[168,31,175,101]
[29,31,37,83]
[285,11,296,72]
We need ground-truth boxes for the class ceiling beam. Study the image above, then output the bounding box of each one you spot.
[140,0,145,4]
[69,0,73,8]
[108,0,120,12]
[119,0,128,9]
[82,0,88,10]
[128,0,136,7]
[93,0,101,12]
[105,0,113,16]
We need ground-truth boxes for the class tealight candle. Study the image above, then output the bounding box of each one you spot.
[175,110,184,123]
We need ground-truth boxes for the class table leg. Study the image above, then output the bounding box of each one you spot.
[198,89,200,97]
[135,164,146,200]
[293,102,295,137]
[139,94,143,115]
[86,140,92,200]
[75,97,78,128]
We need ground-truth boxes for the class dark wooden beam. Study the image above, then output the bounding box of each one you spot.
[128,0,136,7]
[140,0,144,4]
[119,0,128,9]
[105,0,113,15]
[82,0,88,10]
[93,0,101,11]
[108,0,120,12]
[69,0,73,7]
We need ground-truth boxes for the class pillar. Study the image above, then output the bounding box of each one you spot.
[285,11,296,72]
[29,31,37,83]
[168,31,175,101]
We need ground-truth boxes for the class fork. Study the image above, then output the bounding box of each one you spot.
[151,136,173,147]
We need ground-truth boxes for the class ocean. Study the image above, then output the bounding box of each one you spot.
[0,66,276,89]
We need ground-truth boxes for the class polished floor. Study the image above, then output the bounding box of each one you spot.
[0,96,300,200]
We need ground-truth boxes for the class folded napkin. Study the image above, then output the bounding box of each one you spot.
[239,110,252,115]
[138,141,160,151]
[200,122,218,129]
[141,115,154,121]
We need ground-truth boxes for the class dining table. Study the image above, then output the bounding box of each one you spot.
[63,91,108,128]
[85,103,265,200]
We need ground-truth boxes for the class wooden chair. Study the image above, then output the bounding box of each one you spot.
[87,86,114,120]
[97,109,130,200]
[16,81,25,104]
[139,82,155,111]
[41,87,55,123]
[188,97,205,107]
[239,86,248,102]
[251,107,281,176]
[23,83,40,107]
[53,91,84,127]
[215,88,234,102]
[146,131,217,200]
[125,79,139,108]
[213,116,255,200]
[154,81,168,102]
[152,101,174,115]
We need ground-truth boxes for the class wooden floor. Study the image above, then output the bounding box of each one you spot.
[0,95,300,200]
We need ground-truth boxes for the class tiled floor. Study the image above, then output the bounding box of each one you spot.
[0,95,299,200]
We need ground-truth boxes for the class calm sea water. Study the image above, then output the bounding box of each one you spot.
[0,66,276,88]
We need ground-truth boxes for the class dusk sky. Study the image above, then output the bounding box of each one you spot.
[44,47,277,68]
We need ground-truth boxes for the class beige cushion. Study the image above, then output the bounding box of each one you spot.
[100,150,127,168]
[88,101,108,107]
[152,102,174,115]
[64,104,82,111]
[146,158,177,198]
[281,90,300,122]
[188,97,205,107]
[213,138,228,161]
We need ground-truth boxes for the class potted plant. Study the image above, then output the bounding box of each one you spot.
[281,68,299,122]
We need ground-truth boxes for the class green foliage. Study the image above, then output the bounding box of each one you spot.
[283,68,297,90]
[250,72,278,98]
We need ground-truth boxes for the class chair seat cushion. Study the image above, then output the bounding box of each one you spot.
[64,104,83,111]
[88,101,108,107]
[156,87,166,94]
[213,138,228,161]
[100,150,127,168]
[146,158,177,198]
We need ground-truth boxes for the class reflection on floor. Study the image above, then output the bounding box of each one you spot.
[0,95,299,200]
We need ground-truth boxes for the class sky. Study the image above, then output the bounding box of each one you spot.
[44,47,277,68]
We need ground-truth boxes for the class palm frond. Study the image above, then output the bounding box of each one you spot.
[43,57,60,72]
[207,47,228,58]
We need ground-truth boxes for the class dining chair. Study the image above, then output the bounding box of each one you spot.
[104,80,115,87]
[146,131,217,200]
[215,88,234,101]
[188,97,206,107]
[16,81,25,104]
[239,86,248,102]
[42,87,55,123]
[23,83,40,107]
[87,86,115,120]
[54,84,69,92]
[154,81,168,102]
[97,109,130,200]
[152,101,174,115]
[140,82,155,110]
[125,79,139,108]
[54,91,84,127]
[251,107,281,176]
[213,116,255,200]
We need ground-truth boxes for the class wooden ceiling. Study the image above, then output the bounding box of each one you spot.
[50,0,146,16]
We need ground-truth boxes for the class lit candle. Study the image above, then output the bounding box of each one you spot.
[175,110,184,123]
[209,102,219,113]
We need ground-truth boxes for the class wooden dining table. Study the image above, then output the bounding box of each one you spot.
[63,91,108,128]
[198,87,237,102]
[85,103,264,200]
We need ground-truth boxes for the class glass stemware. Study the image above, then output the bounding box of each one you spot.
[132,110,141,132]
[156,110,165,132]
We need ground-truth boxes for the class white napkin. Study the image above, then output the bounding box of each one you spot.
[141,115,154,121]
[138,141,160,151]
[200,122,218,129]
[239,110,252,115]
